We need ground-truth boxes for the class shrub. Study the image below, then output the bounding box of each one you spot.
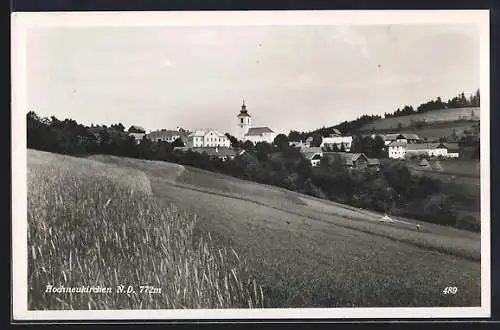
[456,215,480,232]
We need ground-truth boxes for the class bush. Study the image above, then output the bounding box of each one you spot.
[456,215,480,232]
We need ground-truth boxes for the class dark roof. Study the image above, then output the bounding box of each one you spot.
[367,158,380,166]
[401,133,420,140]
[323,152,368,166]
[147,130,186,140]
[129,125,145,133]
[245,127,274,136]
[238,101,251,117]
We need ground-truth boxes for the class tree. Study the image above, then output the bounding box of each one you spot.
[172,137,184,147]
[311,133,323,147]
[350,135,364,153]
[273,134,289,151]
[111,123,125,132]
[339,143,346,152]
[288,130,301,142]
[225,133,242,148]
[242,140,254,151]
[373,135,386,157]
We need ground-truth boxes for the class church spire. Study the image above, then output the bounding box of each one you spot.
[241,99,246,111]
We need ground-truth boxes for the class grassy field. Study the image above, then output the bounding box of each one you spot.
[358,107,480,133]
[369,121,478,141]
[28,150,264,310]
[85,153,482,308]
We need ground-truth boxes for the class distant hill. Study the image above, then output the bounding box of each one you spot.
[358,107,480,133]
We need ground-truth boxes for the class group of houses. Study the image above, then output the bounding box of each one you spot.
[117,100,277,162]
[114,101,461,166]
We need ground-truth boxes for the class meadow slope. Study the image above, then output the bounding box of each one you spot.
[87,154,481,308]
[358,107,480,132]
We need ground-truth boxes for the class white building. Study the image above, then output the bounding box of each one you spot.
[320,136,353,152]
[236,100,276,144]
[388,141,458,159]
[186,129,231,148]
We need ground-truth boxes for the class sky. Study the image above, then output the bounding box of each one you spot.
[26,24,480,136]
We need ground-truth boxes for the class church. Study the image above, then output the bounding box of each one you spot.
[236,100,276,144]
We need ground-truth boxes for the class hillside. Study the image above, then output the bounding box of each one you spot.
[358,107,480,133]
[84,152,481,308]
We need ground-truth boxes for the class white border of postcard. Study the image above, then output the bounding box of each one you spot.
[11,10,491,320]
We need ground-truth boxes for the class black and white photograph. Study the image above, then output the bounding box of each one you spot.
[12,10,491,320]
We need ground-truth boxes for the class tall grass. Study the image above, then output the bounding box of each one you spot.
[27,151,264,310]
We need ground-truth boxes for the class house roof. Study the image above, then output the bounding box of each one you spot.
[147,129,186,140]
[129,125,145,133]
[188,129,226,138]
[419,159,430,166]
[323,152,368,166]
[401,133,420,140]
[406,143,447,151]
[245,127,274,136]
[305,136,314,142]
[388,141,407,147]
[367,158,380,166]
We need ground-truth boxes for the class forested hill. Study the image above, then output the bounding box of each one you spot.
[288,89,480,142]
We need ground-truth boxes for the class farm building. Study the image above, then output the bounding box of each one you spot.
[320,135,353,151]
[301,147,323,167]
[289,140,311,149]
[147,129,189,143]
[186,129,231,148]
[388,141,459,159]
[375,133,421,146]
[128,125,146,143]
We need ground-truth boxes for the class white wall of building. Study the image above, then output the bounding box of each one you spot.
[320,136,353,151]
[388,145,406,159]
[245,132,276,145]
[237,115,252,141]
[187,130,230,148]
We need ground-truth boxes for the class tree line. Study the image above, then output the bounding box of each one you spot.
[384,89,480,118]
[26,110,479,232]
[288,89,480,141]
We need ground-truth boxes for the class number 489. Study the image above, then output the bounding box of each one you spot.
[442,286,458,295]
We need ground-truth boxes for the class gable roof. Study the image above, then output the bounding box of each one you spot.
[245,127,274,136]
[322,152,368,166]
[188,129,226,138]
[388,141,407,147]
[129,125,145,133]
[147,129,186,140]
[401,133,420,140]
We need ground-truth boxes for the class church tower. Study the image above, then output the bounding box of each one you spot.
[236,100,252,141]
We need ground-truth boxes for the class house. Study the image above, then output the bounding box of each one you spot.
[236,100,277,144]
[186,129,231,148]
[388,141,458,159]
[331,128,343,136]
[147,129,189,143]
[388,141,407,159]
[289,140,311,149]
[320,136,353,151]
[323,152,370,169]
[377,133,420,146]
[128,125,146,143]
[300,147,323,167]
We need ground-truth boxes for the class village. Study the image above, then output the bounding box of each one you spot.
[108,100,467,171]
